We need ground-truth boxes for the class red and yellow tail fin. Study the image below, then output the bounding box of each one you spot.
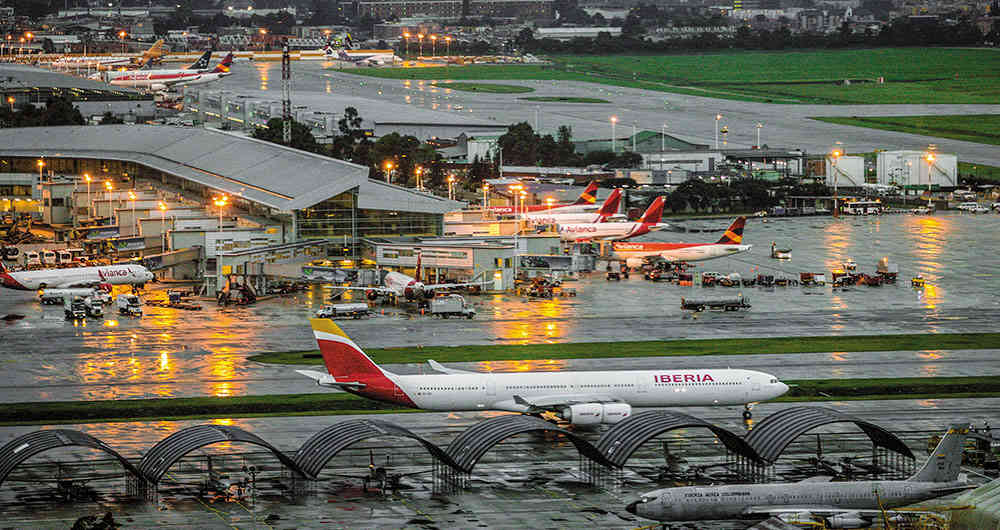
[638,196,666,225]
[212,53,233,73]
[717,217,746,245]
[597,188,622,217]
[310,318,385,381]
[572,181,599,205]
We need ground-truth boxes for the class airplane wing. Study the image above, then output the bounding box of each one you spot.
[422,281,488,292]
[491,393,621,413]
[744,506,943,521]
[427,360,474,374]
[296,369,366,390]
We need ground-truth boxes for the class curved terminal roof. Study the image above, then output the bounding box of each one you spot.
[0,125,462,214]
[0,429,141,487]
[0,63,142,93]
[595,410,762,467]
[294,419,464,477]
[745,406,915,463]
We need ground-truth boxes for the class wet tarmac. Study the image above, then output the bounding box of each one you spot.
[1,214,998,402]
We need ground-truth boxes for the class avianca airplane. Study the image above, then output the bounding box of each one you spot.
[51,39,165,69]
[0,262,153,291]
[297,319,789,425]
[609,217,752,267]
[522,188,623,225]
[488,181,600,215]
[106,53,232,91]
[558,196,668,242]
[94,50,213,82]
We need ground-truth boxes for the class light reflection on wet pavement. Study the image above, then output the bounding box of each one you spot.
[0,213,997,402]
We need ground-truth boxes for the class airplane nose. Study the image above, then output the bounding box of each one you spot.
[625,501,638,515]
[777,382,790,396]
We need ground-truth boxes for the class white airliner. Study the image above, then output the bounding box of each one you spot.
[0,262,153,290]
[558,196,669,242]
[339,251,485,301]
[331,48,400,66]
[93,50,213,82]
[104,53,232,91]
[522,188,623,225]
[609,217,752,267]
[488,181,601,216]
[297,319,789,425]
[50,40,165,70]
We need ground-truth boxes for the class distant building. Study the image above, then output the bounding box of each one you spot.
[535,26,622,39]
[341,0,554,21]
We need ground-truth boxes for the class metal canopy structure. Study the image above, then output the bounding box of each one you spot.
[137,424,307,484]
[445,415,615,472]
[745,406,915,463]
[595,410,763,467]
[0,429,141,487]
[294,419,464,477]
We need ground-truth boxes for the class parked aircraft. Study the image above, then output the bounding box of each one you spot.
[105,53,232,91]
[50,39,165,69]
[608,217,751,267]
[522,188,623,225]
[0,262,153,290]
[337,250,485,301]
[332,48,400,66]
[627,424,974,527]
[296,319,788,425]
[558,196,668,242]
[488,181,600,215]
[93,50,213,82]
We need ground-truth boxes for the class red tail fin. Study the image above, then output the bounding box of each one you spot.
[212,53,233,73]
[717,217,746,244]
[572,181,598,205]
[597,189,622,218]
[638,196,666,224]
[311,318,385,380]
[414,249,422,283]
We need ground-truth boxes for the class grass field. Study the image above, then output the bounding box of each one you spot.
[811,115,1000,146]
[248,332,1000,366]
[4,376,998,425]
[431,81,534,93]
[343,48,1000,104]
[519,96,611,103]
[958,162,1000,182]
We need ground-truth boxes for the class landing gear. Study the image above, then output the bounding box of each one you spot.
[742,404,753,421]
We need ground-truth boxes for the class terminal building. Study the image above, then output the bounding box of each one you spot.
[0,125,462,293]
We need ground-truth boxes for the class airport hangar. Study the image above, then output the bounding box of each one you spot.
[0,125,469,293]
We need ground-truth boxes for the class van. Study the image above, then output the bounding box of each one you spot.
[41,249,57,266]
[24,251,41,267]
[956,202,980,212]
[116,294,142,316]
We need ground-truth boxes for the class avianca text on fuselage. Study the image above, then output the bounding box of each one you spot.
[0,263,154,290]
[608,216,750,265]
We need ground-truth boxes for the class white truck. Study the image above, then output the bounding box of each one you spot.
[429,294,475,319]
[116,294,142,316]
[64,295,87,320]
[315,303,372,319]
[40,288,111,305]
[83,296,104,318]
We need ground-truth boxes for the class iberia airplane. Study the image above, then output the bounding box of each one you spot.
[522,188,623,225]
[488,181,600,215]
[0,262,153,290]
[297,319,789,425]
[558,196,668,242]
[609,217,751,268]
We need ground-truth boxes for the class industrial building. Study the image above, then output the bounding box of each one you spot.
[876,150,957,190]
[0,125,462,293]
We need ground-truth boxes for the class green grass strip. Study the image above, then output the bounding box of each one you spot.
[431,81,533,93]
[519,96,611,103]
[248,332,1000,366]
[810,115,1000,147]
[3,377,999,426]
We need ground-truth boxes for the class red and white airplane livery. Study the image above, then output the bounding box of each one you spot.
[297,319,789,425]
[337,251,485,301]
[105,53,233,91]
[523,188,623,225]
[489,181,600,215]
[609,217,751,267]
[558,196,668,242]
[0,262,154,290]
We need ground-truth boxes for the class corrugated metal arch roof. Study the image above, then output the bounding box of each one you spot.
[444,414,615,472]
[0,429,142,487]
[594,410,762,467]
[745,406,914,464]
[293,419,464,478]
[0,126,456,213]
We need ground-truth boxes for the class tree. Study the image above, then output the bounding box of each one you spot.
[98,112,124,125]
[497,122,540,166]
[330,107,370,163]
[252,118,322,154]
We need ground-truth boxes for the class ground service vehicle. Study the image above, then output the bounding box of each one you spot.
[315,303,372,319]
[84,296,104,317]
[39,287,110,305]
[64,296,87,319]
[429,294,475,319]
[116,294,142,316]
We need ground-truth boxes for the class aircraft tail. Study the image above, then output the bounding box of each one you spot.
[572,181,598,205]
[211,53,233,73]
[909,424,970,482]
[141,40,164,62]
[717,216,746,244]
[597,188,622,218]
[338,49,351,61]
[638,196,666,225]
[310,318,391,381]
[414,249,422,282]
[188,50,212,70]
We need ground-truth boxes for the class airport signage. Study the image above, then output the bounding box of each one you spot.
[112,236,146,252]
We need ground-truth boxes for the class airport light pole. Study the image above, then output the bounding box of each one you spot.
[383,161,393,183]
[128,190,136,234]
[84,173,91,217]
[534,106,539,131]
[36,159,43,180]
[714,113,722,150]
[104,180,113,220]
[545,197,554,210]
[415,165,423,190]
[158,201,167,251]
[402,32,410,57]
[755,122,763,149]
[447,174,455,200]
[445,36,452,56]
[610,115,617,153]
[6,96,13,112]
[661,123,667,152]
[417,33,424,57]
[213,195,228,232]
[632,121,637,152]
[831,149,842,217]
[925,152,935,207]
[118,31,126,54]
[430,34,437,56]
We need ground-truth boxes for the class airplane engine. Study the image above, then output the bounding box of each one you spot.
[150,83,168,91]
[824,514,873,528]
[625,258,645,269]
[600,403,632,424]
[559,404,603,426]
